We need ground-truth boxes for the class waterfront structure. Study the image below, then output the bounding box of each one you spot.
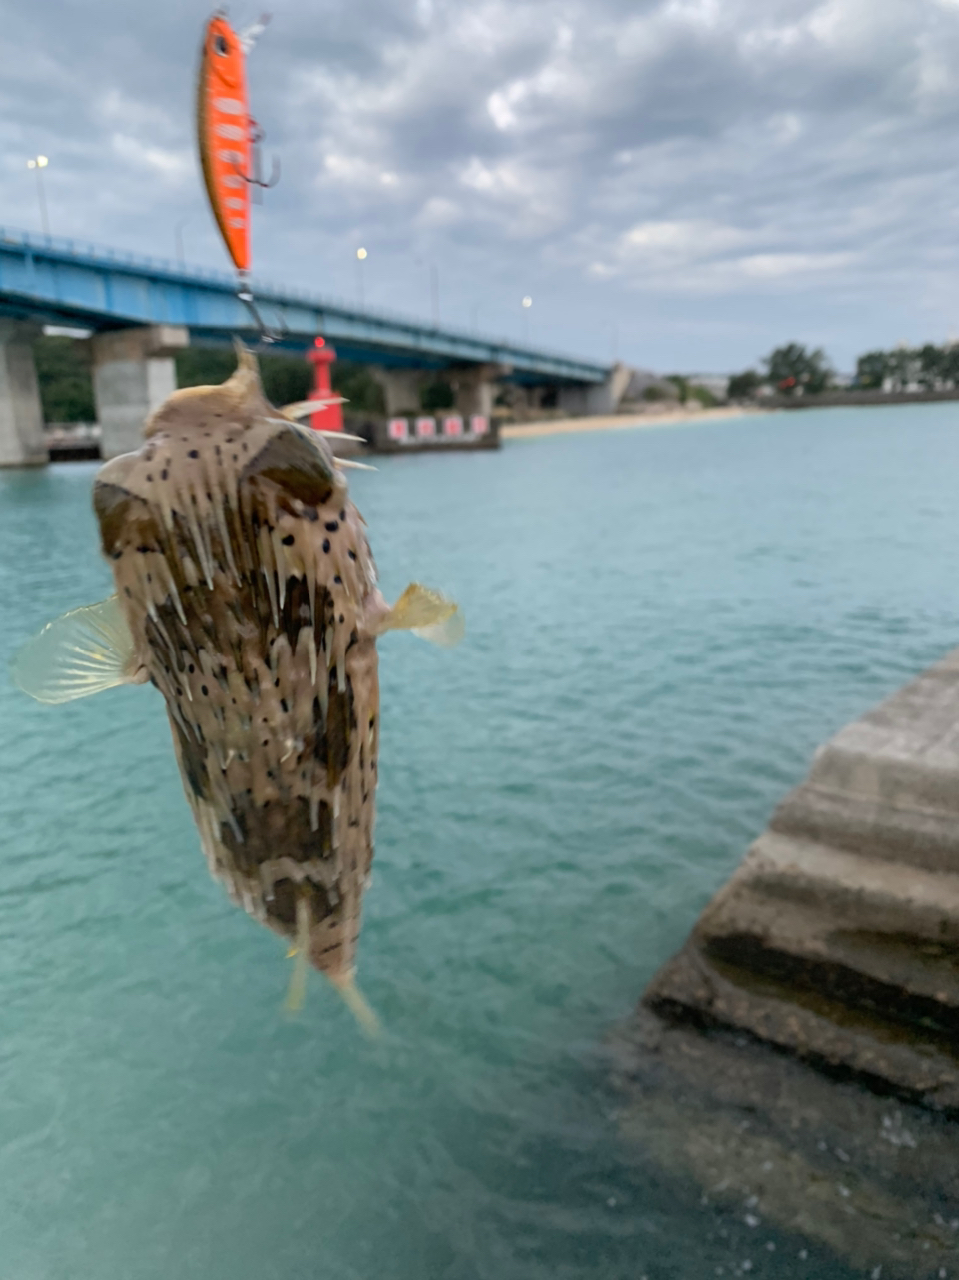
[618,648,959,1274]
[0,227,618,465]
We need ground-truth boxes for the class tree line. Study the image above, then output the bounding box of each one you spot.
[728,340,959,400]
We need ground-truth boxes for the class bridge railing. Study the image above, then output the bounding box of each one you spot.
[0,225,611,374]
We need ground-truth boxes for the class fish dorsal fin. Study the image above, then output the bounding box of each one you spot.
[144,342,271,437]
[378,583,465,648]
[12,595,139,704]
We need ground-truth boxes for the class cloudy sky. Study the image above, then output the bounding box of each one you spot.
[4,0,959,373]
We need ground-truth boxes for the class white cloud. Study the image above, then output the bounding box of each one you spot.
[8,0,959,368]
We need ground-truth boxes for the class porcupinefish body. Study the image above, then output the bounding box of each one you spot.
[14,351,462,1019]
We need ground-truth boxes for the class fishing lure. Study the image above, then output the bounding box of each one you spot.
[197,10,279,336]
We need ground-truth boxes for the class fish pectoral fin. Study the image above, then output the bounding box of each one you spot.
[12,594,140,704]
[377,583,465,648]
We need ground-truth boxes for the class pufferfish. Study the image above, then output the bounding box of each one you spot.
[13,348,462,1026]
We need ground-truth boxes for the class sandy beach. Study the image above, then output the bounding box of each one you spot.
[500,405,767,440]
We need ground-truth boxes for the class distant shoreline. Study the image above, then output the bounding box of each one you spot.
[500,405,768,440]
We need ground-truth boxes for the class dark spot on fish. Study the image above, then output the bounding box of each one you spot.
[322,539,330,553]
[188,664,195,673]
[173,718,209,801]
[93,481,141,558]
[188,450,199,459]
[161,469,168,480]
[274,679,280,688]
[124,587,131,597]
[266,867,335,930]
[137,545,150,554]
[282,534,295,545]
[240,426,335,506]
[146,473,153,482]
[242,441,248,451]
[280,698,288,712]
[304,507,318,522]
[339,510,345,520]
[201,685,208,696]
[176,686,183,697]
[324,520,338,532]
[266,771,274,780]
[333,576,342,585]
[348,550,356,560]
[338,614,344,624]
[215,446,221,457]
[232,455,238,462]
[262,739,269,747]
[146,573,152,583]
[312,670,354,787]
[113,551,122,560]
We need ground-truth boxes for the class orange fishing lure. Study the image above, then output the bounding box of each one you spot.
[197,13,254,273]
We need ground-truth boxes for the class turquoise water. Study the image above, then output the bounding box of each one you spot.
[3,405,959,1279]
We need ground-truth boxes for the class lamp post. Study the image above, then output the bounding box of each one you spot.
[522,295,532,342]
[27,155,49,238]
[175,219,188,268]
[355,246,367,308]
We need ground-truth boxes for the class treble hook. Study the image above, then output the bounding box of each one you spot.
[237,279,285,345]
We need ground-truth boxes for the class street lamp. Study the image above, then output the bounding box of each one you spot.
[27,155,49,237]
[355,246,367,308]
[522,295,532,342]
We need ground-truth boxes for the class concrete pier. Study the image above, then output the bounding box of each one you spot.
[557,361,631,415]
[0,320,47,467]
[92,325,188,459]
[615,650,959,1276]
[448,363,501,419]
[369,367,426,417]
[372,363,503,419]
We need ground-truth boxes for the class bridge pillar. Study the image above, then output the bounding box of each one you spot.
[557,362,632,416]
[449,363,502,419]
[92,325,189,459]
[0,320,47,468]
[369,367,427,417]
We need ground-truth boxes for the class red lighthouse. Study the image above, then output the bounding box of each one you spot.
[305,337,343,434]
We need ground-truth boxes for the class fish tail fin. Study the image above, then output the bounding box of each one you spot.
[283,894,312,1014]
[328,971,380,1038]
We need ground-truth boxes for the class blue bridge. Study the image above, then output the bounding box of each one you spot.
[0,227,624,466]
[0,227,609,381]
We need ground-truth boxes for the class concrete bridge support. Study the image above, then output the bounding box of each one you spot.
[557,362,632,416]
[448,364,501,419]
[369,367,426,417]
[92,325,189,459]
[0,320,47,467]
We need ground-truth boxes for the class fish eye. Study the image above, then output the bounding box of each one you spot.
[214,34,229,55]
